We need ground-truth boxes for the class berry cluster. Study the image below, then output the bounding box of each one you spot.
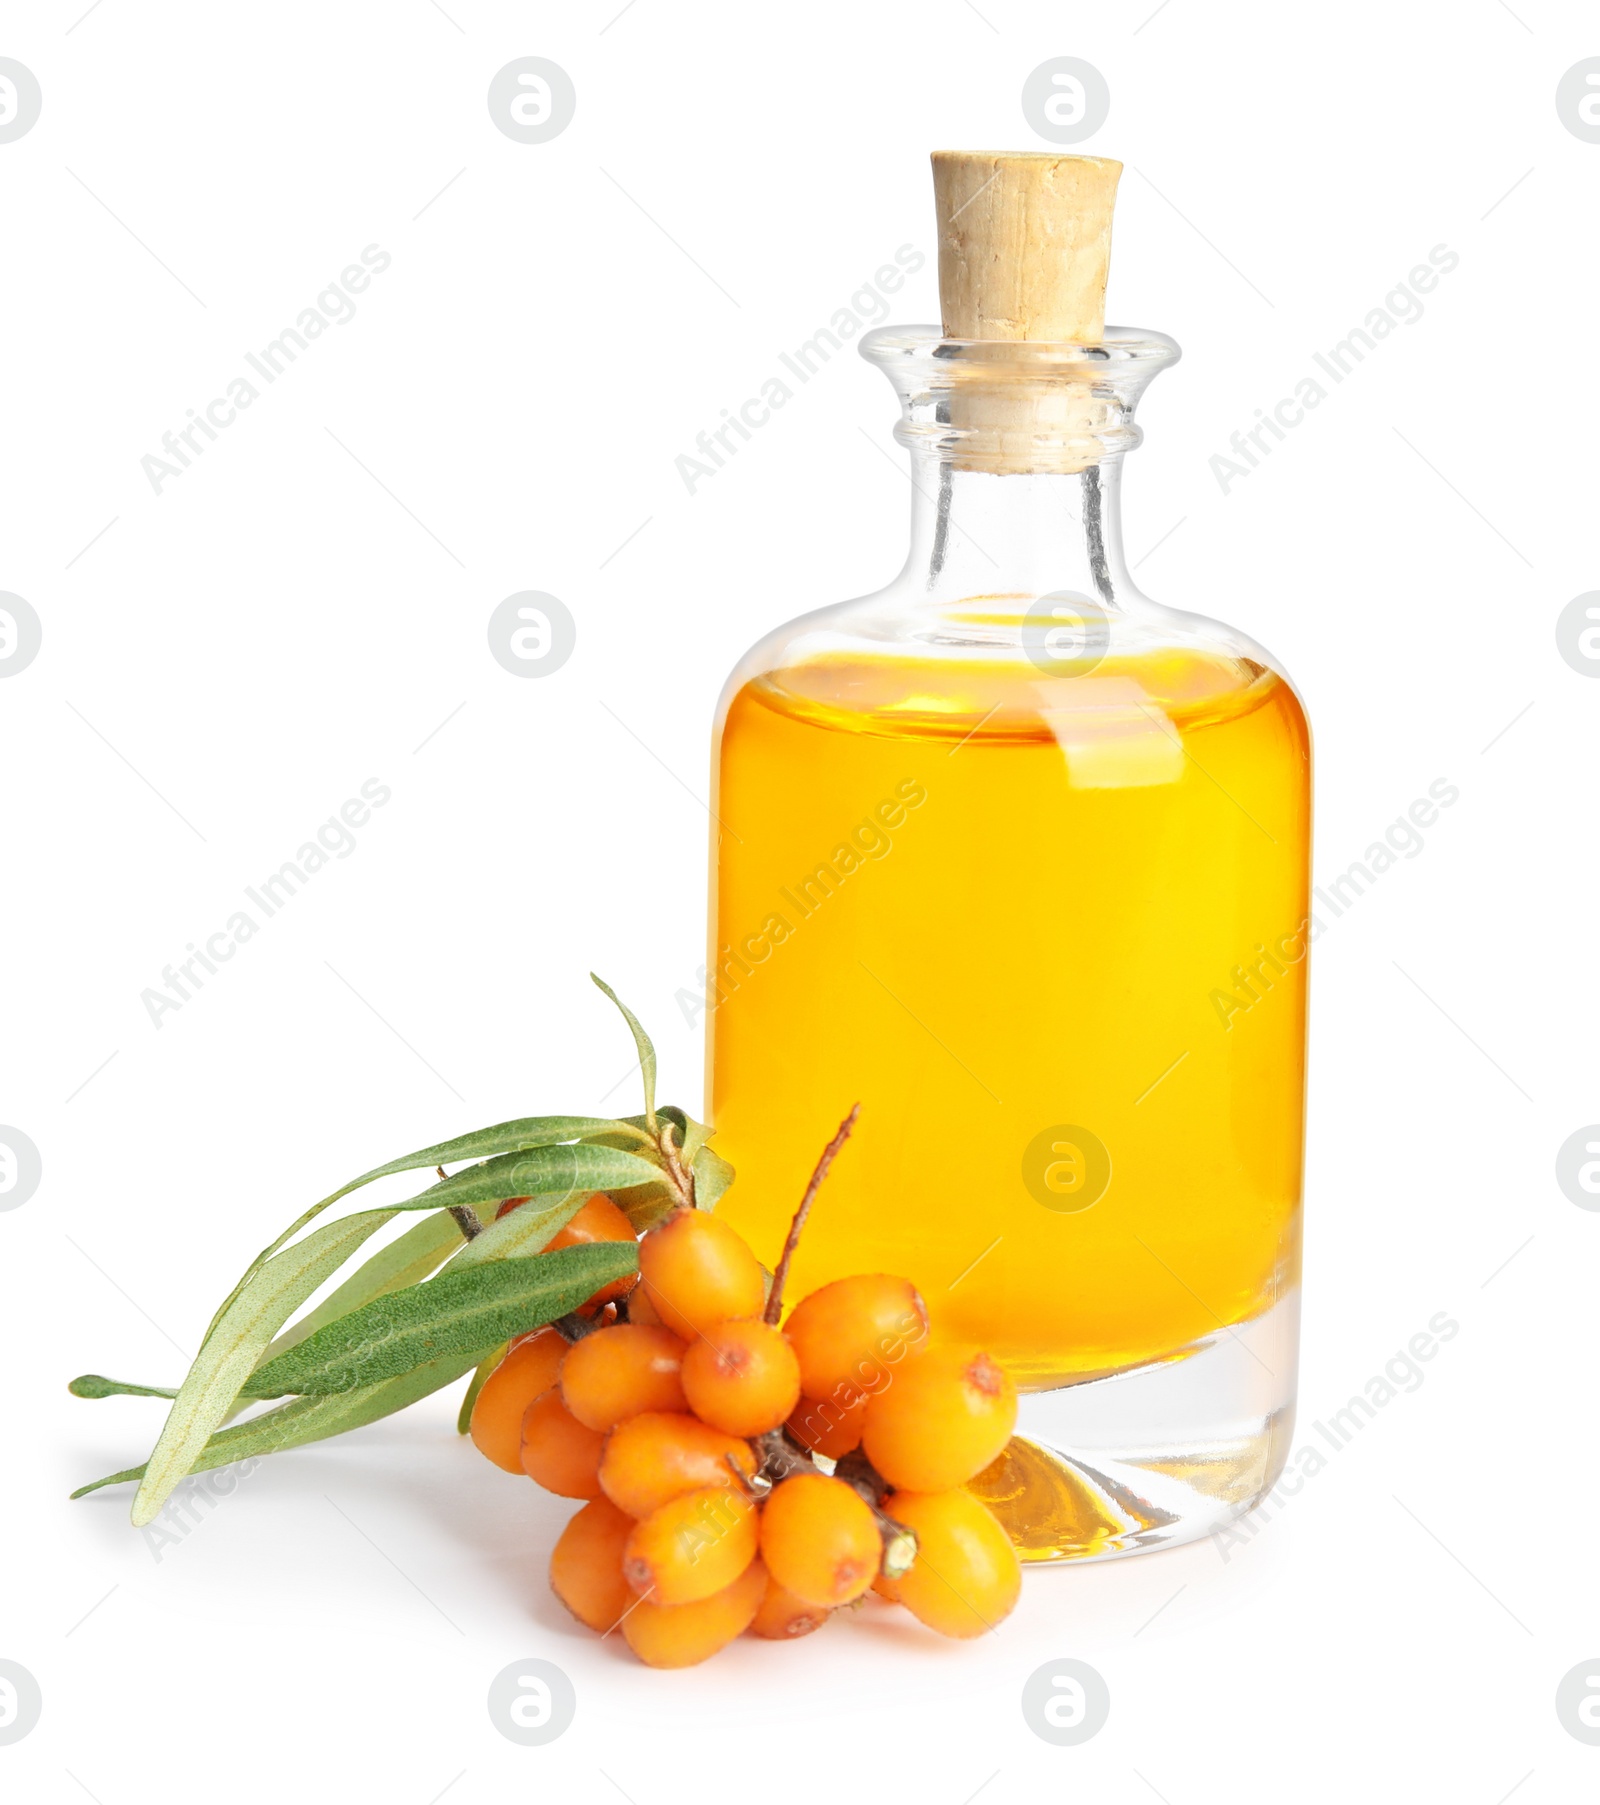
[469,1195,1022,1667]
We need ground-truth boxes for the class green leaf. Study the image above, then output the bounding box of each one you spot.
[258,1210,465,1368]
[245,1243,638,1398]
[396,1143,661,1219]
[131,1208,395,1527]
[73,1345,493,1500]
[691,1144,735,1211]
[456,1345,507,1434]
[341,1115,649,1191]
[591,974,658,1127]
[677,1114,716,1165]
[69,1375,178,1401]
[198,1116,649,1350]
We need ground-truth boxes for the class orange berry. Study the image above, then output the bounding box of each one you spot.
[882,1489,1021,1638]
[785,1390,868,1461]
[748,1570,831,1640]
[783,1274,928,1402]
[549,1496,635,1632]
[861,1346,1016,1491]
[626,1284,664,1327]
[599,1411,758,1519]
[622,1557,767,1668]
[558,1323,688,1431]
[469,1328,567,1473]
[623,1485,758,1605]
[679,1318,801,1437]
[636,1208,765,1342]
[759,1472,880,1608]
[519,1389,604,1498]
[495,1193,638,1313]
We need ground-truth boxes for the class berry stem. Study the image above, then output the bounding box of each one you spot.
[762,1104,860,1326]
[833,1449,917,1578]
[552,1311,610,1343]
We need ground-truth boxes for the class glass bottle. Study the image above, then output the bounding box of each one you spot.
[706,159,1310,1561]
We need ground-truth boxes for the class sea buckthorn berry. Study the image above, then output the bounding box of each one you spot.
[679,1318,801,1437]
[549,1496,635,1632]
[861,1346,1017,1492]
[469,1327,567,1473]
[749,1570,831,1640]
[495,1193,639,1312]
[785,1390,868,1461]
[783,1274,929,1402]
[882,1489,1021,1638]
[623,1485,758,1605]
[599,1411,757,1519]
[636,1208,765,1343]
[622,1556,767,1668]
[626,1283,664,1327]
[558,1323,688,1431]
[520,1389,605,1498]
[759,1472,881,1608]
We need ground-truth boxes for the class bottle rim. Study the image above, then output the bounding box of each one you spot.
[859,324,1181,375]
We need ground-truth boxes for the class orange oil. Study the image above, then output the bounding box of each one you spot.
[707,644,1310,1388]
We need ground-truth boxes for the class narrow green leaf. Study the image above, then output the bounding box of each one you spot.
[73,1344,493,1499]
[591,973,658,1127]
[457,1344,507,1434]
[676,1113,716,1165]
[341,1115,648,1191]
[131,1208,395,1527]
[199,1116,650,1350]
[68,1375,178,1401]
[246,1243,638,1398]
[259,1210,465,1367]
[396,1142,661,1219]
[691,1144,735,1211]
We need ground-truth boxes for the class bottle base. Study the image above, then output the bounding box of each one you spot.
[970,1291,1299,1562]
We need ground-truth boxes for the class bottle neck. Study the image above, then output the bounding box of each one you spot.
[900,452,1134,611]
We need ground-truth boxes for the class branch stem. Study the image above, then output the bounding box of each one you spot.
[763,1104,860,1325]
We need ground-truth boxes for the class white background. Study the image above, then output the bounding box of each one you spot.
[3,2,1596,1799]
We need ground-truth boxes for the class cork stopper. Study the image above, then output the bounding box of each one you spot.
[932,151,1121,343]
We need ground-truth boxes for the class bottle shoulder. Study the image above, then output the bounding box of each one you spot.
[717,584,1305,747]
